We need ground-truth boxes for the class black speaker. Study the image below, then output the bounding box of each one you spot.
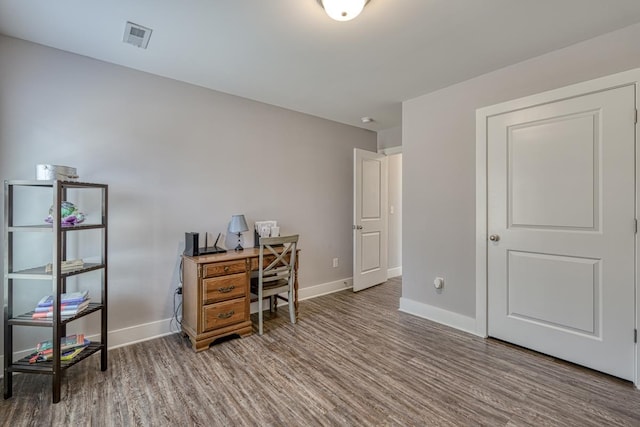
[184,232,199,256]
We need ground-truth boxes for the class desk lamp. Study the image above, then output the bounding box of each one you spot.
[229,214,249,251]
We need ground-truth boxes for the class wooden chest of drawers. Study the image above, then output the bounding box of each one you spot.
[181,256,253,351]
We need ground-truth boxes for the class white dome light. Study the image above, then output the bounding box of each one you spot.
[321,0,368,22]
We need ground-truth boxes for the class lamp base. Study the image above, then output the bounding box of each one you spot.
[234,233,243,251]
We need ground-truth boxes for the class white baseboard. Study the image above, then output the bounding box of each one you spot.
[1,347,39,374]
[399,297,480,337]
[249,277,354,313]
[106,318,176,349]
[298,277,353,301]
[388,266,402,278]
[0,318,177,379]
[0,278,357,378]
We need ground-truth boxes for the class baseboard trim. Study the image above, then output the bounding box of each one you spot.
[0,278,357,378]
[298,277,353,301]
[1,347,44,376]
[399,297,480,337]
[0,318,177,379]
[388,266,402,278]
[106,318,176,349]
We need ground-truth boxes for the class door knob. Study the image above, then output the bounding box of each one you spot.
[353,225,363,230]
[489,234,500,242]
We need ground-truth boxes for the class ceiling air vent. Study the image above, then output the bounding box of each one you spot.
[123,21,152,49]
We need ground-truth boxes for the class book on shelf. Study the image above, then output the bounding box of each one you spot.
[44,258,84,273]
[34,300,89,313]
[29,334,90,364]
[28,342,90,364]
[31,299,90,318]
[60,346,87,361]
[36,334,86,353]
[36,290,89,307]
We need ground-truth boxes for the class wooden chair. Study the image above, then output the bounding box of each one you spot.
[250,234,299,335]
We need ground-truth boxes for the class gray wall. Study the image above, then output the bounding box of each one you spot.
[0,36,376,355]
[403,23,640,319]
[377,126,402,150]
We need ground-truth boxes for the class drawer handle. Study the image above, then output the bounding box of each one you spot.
[217,310,235,319]
[217,285,235,293]
[224,266,230,272]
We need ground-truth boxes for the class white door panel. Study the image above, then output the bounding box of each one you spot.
[488,85,635,380]
[507,251,599,334]
[509,113,597,229]
[362,159,382,218]
[361,232,381,272]
[354,148,388,292]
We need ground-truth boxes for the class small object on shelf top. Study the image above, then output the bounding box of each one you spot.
[36,164,78,181]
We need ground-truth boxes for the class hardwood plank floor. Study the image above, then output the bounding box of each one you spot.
[2,277,639,426]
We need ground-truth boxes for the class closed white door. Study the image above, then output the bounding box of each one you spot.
[487,85,636,380]
[353,148,388,292]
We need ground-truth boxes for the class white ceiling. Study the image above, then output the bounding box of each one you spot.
[2,0,640,131]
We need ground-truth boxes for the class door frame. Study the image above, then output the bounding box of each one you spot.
[379,146,402,278]
[475,68,640,388]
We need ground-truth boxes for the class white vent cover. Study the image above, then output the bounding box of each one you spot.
[123,21,152,49]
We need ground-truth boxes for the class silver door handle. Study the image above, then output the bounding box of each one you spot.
[489,234,500,242]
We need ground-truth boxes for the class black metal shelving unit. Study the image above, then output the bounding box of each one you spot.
[3,180,108,403]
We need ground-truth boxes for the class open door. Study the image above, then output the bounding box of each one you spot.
[353,148,388,292]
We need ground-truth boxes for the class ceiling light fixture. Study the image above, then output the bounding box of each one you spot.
[318,0,370,22]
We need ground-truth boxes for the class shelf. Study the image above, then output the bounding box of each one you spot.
[4,179,108,403]
[7,263,105,280]
[8,303,104,327]
[7,342,104,374]
[6,225,55,232]
[8,223,106,232]
[5,180,108,189]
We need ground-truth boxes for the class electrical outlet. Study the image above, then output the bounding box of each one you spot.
[332,257,339,268]
[433,277,444,289]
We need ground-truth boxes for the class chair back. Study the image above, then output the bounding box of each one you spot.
[258,235,299,287]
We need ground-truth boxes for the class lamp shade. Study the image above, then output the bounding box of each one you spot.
[321,0,367,21]
[229,214,249,233]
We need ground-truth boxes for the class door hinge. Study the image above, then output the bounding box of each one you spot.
[635,329,638,344]
[635,219,638,234]
[635,109,638,124]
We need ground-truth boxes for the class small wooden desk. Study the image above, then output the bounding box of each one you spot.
[181,248,299,351]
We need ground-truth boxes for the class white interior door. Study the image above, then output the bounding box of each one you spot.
[353,148,388,292]
[487,85,636,380]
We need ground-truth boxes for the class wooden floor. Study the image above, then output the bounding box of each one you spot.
[2,277,640,426]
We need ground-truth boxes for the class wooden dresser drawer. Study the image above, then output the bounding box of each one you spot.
[202,298,246,332]
[203,260,246,278]
[202,272,246,304]
[250,253,291,271]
